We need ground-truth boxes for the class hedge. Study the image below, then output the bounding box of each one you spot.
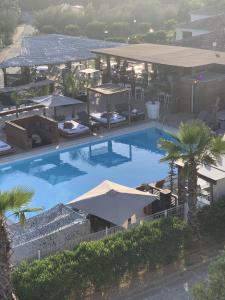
[13,217,191,300]
[198,197,225,237]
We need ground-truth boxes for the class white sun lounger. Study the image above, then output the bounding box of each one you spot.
[58,120,90,138]
[91,112,126,125]
[0,140,15,156]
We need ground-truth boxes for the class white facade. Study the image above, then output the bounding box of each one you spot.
[176,28,211,40]
[190,13,213,22]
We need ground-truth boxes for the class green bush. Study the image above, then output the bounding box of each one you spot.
[108,22,130,37]
[13,217,191,300]
[192,250,225,300]
[64,24,80,36]
[198,198,225,237]
[85,21,106,39]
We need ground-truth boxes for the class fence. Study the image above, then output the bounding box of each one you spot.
[12,204,185,264]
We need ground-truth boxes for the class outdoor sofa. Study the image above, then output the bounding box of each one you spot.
[58,120,90,138]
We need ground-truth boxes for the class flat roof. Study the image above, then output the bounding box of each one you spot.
[0,34,124,68]
[92,43,225,68]
[88,83,129,95]
[176,159,225,183]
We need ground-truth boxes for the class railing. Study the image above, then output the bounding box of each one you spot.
[12,204,185,264]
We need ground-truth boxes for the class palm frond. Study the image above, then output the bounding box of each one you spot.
[0,186,34,216]
[14,207,43,226]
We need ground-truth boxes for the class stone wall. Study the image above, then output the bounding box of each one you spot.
[11,218,90,264]
[10,204,90,264]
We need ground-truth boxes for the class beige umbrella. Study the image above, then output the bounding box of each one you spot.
[68,180,157,227]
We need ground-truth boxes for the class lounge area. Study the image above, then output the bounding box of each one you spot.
[5,115,59,150]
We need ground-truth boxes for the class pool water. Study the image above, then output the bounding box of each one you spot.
[0,127,170,212]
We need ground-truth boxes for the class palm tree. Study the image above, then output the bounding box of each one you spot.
[159,121,225,238]
[0,187,41,300]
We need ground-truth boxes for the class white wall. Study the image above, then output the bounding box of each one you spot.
[190,13,212,22]
[176,28,211,40]
[213,178,225,200]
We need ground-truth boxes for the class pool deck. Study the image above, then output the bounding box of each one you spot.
[0,120,178,165]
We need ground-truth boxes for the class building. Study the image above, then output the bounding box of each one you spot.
[175,6,225,41]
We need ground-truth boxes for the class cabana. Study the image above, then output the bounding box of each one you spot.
[68,180,158,229]
[92,43,225,115]
[30,94,85,119]
[176,158,225,203]
[87,83,130,128]
[5,115,59,150]
[0,35,124,88]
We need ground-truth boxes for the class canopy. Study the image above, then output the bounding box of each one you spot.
[92,43,225,68]
[30,94,84,108]
[68,180,157,227]
[0,34,124,68]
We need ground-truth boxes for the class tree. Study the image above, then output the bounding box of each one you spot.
[0,187,41,300]
[159,121,225,238]
[192,250,225,300]
[85,21,106,39]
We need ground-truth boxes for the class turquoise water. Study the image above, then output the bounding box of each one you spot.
[0,127,170,212]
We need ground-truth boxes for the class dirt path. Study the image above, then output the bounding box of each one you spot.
[0,24,34,63]
[0,24,34,87]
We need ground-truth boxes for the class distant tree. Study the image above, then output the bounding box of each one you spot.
[109,22,130,37]
[192,250,225,300]
[137,22,152,34]
[64,24,80,36]
[0,0,20,45]
[85,21,106,39]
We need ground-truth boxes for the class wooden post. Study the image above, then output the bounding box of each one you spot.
[2,68,8,87]
[106,95,110,129]
[106,56,111,81]
[87,89,90,116]
[144,62,149,85]
[128,90,131,125]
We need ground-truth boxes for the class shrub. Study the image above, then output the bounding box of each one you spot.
[108,22,130,37]
[41,25,56,34]
[64,24,80,36]
[137,22,152,34]
[198,197,225,237]
[85,21,106,39]
[105,37,127,43]
[192,250,225,300]
[13,218,191,300]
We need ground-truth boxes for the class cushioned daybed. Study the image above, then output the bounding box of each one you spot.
[58,120,90,138]
[90,112,126,126]
[0,140,15,156]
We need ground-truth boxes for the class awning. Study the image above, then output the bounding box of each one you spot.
[30,94,84,108]
[68,180,157,227]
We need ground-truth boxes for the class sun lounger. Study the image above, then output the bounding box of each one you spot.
[77,111,101,131]
[0,140,15,156]
[115,103,145,121]
[58,120,90,138]
[90,112,126,126]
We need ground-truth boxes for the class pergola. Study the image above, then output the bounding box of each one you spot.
[87,83,130,129]
[0,34,124,87]
[30,94,85,119]
[92,43,225,114]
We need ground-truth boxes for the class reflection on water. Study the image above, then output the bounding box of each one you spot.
[0,127,170,211]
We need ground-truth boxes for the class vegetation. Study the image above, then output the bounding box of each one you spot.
[198,197,225,237]
[0,0,20,46]
[159,121,225,238]
[32,0,225,42]
[0,187,41,300]
[13,217,191,300]
[192,250,225,300]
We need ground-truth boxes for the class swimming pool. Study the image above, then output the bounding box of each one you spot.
[0,127,170,212]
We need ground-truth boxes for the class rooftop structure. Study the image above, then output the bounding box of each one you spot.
[92,43,225,68]
[0,34,124,68]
